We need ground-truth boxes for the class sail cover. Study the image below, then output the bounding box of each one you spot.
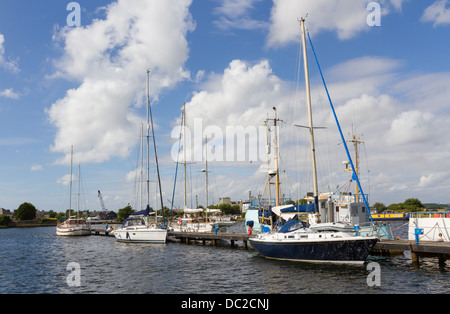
[279,203,315,213]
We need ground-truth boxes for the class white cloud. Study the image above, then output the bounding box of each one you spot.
[47,0,195,165]
[267,0,408,46]
[418,173,446,188]
[422,0,450,27]
[0,34,19,73]
[387,111,434,146]
[182,53,450,204]
[214,0,268,31]
[182,59,289,163]
[57,174,74,187]
[30,164,44,172]
[0,88,19,99]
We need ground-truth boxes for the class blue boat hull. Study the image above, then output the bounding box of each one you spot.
[249,238,378,263]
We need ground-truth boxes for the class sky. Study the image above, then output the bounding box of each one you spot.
[1,0,450,212]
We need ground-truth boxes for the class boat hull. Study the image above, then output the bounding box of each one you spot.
[249,237,378,264]
[56,227,91,237]
[114,228,167,244]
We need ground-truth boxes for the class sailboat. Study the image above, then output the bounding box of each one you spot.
[169,108,233,233]
[245,107,283,234]
[113,70,167,244]
[249,18,378,264]
[56,147,91,237]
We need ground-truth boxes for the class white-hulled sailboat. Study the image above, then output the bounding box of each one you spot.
[249,18,378,264]
[113,70,167,244]
[57,148,91,237]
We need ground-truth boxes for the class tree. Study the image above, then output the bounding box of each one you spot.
[15,202,37,220]
[0,215,12,226]
[372,202,387,213]
[404,198,423,208]
[117,205,133,222]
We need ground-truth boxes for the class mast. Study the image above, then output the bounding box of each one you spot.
[346,132,364,202]
[272,107,281,206]
[146,71,151,208]
[264,119,272,207]
[77,163,80,217]
[183,103,187,211]
[147,69,165,223]
[140,124,144,211]
[204,136,208,221]
[300,18,319,198]
[69,145,73,215]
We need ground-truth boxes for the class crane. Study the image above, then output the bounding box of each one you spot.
[98,190,107,213]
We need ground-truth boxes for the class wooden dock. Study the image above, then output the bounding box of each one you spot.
[168,231,251,248]
[373,239,450,264]
[168,231,450,265]
[92,228,450,265]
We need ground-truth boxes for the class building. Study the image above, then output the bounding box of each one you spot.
[0,208,12,216]
[218,197,231,205]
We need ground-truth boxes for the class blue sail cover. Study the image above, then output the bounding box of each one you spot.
[280,203,315,213]
[130,205,151,217]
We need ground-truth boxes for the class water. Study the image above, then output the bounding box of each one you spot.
[0,222,449,294]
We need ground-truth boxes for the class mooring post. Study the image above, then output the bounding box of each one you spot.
[411,251,419,264]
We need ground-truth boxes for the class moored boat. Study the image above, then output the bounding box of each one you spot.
[249,18,379,263]
[56,218,91,236]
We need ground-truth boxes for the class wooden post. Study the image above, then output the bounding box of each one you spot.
[411,251,419,264]
[243,240,248,249]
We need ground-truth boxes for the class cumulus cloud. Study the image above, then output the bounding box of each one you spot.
[267,0,409,46]
[30,164,44,172]
[182,51,450,203]
[47,0,195,165]
[180,59,289,163]
[0,88,19,99]
[0,34,19,73]
[422,0,450,27]
[213,0,268,31]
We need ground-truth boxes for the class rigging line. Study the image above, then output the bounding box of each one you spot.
[307,31,374,224]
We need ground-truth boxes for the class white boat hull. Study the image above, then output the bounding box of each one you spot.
[114,226,167,243]
[56,226,91,237]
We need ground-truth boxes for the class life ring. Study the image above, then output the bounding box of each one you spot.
[178,219,182,225]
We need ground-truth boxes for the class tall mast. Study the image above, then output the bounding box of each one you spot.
[140,124,144,211]
[264,119,272,207]
[77,163,80,217]
[69,145,73,215]
[204,136,208,221]
[273,107,281,206]
[146,70,151,208]
[147,69,165,222]
[183,103,187,211]
[300,18,319,198]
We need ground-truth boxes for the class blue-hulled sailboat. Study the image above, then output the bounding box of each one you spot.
[249,18,378,264]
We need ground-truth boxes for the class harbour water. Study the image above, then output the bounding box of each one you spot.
[0,222,449,294]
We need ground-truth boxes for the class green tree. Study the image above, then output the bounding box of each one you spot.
[404,198,424,209]
[0,215,12,226]
[372,202,387,213]
[15,202,37,220]
[117,205,133,222]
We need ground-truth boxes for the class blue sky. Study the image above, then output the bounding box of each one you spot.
[1,0,450,212]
